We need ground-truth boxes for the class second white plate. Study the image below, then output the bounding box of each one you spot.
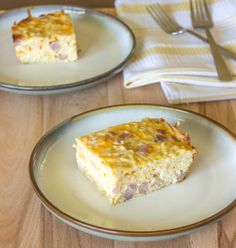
[0,5,135,94]
[30,104,236,241]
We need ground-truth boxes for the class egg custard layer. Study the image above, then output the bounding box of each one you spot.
[12,10,78,63]
[75,118,196,205]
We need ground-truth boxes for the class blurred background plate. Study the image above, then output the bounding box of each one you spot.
[0,5,135,94]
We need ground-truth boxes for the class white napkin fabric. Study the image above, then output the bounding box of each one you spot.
[115,0,236,104]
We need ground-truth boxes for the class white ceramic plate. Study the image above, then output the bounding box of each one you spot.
[30,104,236,241]
[0,5,135,94]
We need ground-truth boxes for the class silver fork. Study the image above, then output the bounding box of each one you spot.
[190,0,232,81]
[147,4,236,61]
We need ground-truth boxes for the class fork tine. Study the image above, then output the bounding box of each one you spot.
[203,0,212,23]
[155,4,181,29]
[189,0,195,24]
[147,6,166,31]
[199,0,206,21]
[191,0,212,25]
[190,0,205,25]
[148,4,181,32]
[147,5,171,32]
[151,5,172,30]
[196,0,204,22]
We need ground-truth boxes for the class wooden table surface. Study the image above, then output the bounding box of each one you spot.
[0,0,114,10]
[0,7,236,248]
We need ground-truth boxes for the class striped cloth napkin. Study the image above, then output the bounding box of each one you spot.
[115,0,236,104]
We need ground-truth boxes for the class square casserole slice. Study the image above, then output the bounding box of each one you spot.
[12,10,78,63]
[75,118,196,205]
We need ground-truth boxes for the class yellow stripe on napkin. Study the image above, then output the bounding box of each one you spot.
[131,44,236,62]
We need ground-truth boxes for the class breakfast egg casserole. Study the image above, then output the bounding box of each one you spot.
[12,10,78,63]
[75,118,196,205]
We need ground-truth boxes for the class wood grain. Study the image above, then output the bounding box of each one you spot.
[0,0,114,10]
[0,8,236,248]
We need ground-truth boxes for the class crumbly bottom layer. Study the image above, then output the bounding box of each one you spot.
[14,36,78,63]
[76,149,193,205]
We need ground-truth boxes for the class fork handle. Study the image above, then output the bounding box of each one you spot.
[186,29,236,60]
[205,29,233,81]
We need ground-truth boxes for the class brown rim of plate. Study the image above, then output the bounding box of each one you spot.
[29,103,236,237]
[0,5,135,92]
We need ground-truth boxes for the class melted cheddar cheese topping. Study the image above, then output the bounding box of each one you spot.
[77,118,196,169]
[12,10,74,41]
